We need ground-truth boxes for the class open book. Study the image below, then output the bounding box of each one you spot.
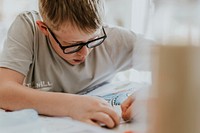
[78,81,147,124]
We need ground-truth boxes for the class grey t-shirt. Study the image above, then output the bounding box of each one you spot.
[0,11,151,93]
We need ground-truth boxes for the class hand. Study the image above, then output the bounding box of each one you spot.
[68,95,120,128]
[121,95,135,121]
[124,130,135,133]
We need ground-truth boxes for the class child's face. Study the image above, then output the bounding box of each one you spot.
[48,25,101,65]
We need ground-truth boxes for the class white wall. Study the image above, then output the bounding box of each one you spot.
[105,0,133,29]
[105,0,154,34]
[0,0,38,51]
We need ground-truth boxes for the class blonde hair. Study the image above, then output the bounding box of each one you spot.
[39,0,105,33]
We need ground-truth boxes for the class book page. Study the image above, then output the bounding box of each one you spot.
[82,81,147,124]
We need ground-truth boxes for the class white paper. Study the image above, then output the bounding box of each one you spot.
[0,109,115,133]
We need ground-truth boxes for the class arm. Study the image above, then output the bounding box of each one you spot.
[0,67,119,128]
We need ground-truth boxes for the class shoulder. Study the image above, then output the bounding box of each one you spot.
[8,11,41,39]
[104,26,137,46]
[10,11,41,31]
[103,26,137,50]
[105,26,136,39]
[17,10,41,21]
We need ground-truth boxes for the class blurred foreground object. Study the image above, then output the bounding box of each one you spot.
[148,0,200,133]
[150,46,200,133]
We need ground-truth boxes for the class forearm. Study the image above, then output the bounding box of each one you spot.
[0,81,74,117]
[0,81,120,128]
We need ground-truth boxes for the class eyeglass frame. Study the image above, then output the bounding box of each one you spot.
[47,27,107,54]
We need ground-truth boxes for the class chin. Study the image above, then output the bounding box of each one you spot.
[68,61,83,66]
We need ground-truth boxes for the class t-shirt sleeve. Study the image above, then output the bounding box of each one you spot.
[132,34,154,71]
[105,27,153,72]
[104,27,135,72]
[0,13,34,76]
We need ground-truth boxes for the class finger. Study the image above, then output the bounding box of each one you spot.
[121,96,135,112]
[84,119,100,127]
[92,96,110,106]
[124,130,135,133]
[122,96,135,109]
[91,112,115,128]
[122,103,134,121]
[99,98,110,106]
[100,105,120,126]
[92,98,120,126]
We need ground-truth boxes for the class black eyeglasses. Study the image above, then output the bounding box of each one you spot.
[48,27,107,54]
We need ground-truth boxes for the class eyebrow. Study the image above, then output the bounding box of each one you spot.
[56,27,101,45]
[64,35,98,45]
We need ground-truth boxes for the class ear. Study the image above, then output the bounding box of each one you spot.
[36,20,49,36]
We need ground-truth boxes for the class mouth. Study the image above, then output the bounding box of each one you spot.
[73,58,85,63]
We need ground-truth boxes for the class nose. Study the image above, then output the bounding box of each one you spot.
[77,46,88,56]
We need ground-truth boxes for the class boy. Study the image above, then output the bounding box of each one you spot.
[0,0,150,128]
